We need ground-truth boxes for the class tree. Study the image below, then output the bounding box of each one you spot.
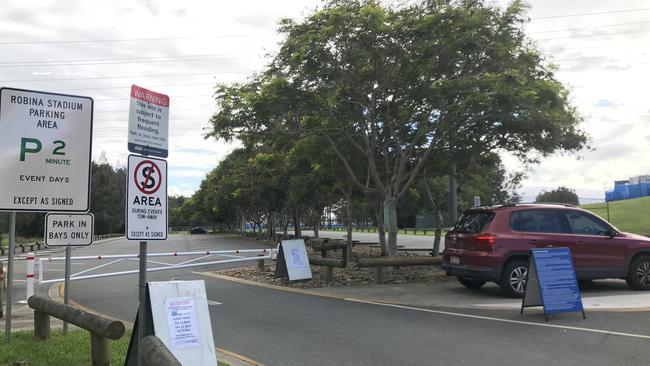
[90,162,126,235]
[535,186,579,206]
[208,0,588,256]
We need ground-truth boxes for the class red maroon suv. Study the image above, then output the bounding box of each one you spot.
[441,203,650,298]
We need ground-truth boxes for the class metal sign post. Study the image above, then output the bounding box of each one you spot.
[63,246,71,334]
[126,85,169,366]
[44,213,95,334]
[138,241,147,366]
[5,212,15,342]
[0,88,93,342]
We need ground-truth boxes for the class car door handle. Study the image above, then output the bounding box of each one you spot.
[530,240,539,245]
[576,241,585,245]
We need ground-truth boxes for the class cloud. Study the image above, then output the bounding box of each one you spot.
[171,9,188,18]
[233,13,279,31]
[593,99,621,109]
[602,63,631,71]
[169,185,195,197]
[137,0,159,16]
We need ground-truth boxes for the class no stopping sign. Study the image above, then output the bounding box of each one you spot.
[134,159,162,194]
[126,154,167,240]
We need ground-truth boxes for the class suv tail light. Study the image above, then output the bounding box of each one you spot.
[472,233,498,251]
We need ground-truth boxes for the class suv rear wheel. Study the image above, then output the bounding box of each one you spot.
[500,259,528,298]
[626,255,650,290]
[457,277,487,289]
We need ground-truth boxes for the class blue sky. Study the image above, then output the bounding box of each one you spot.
[1,0,648,201]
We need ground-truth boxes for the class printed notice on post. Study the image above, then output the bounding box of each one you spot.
[165,297,199,348]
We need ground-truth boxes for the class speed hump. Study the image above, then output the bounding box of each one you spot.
[126,154,167,240]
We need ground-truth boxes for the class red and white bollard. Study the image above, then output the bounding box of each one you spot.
[26,252,35,302]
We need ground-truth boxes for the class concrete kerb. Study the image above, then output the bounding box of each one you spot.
[53,283,265,366]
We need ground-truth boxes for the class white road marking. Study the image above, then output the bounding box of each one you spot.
[207,300,222,306]
[345,298,650,340]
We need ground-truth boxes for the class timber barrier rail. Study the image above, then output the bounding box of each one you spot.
[142,335,182,366]
[28,295,125,366]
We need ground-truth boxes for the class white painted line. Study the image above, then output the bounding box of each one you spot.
[344,298,650,340]
[207,300,222,306]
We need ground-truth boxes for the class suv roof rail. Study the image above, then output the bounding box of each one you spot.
[499,202,576,208]
[467,202,578,210]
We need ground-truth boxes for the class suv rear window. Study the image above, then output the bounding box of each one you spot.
[452,211,495,233]
[509,209,570,233]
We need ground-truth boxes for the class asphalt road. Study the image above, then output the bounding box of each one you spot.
[22,234,650,365]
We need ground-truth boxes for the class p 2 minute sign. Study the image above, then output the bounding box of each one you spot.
[126,154,167,240]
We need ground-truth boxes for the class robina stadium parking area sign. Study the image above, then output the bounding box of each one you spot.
[0,88,93,212]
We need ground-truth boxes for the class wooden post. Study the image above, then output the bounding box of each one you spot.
[375,267,384,284]
[142,335,182,366]
[91,332,111,366]
[325,266,333,283]
[0,261,4,318]
[33,310,50,340]
[257,255,265,270]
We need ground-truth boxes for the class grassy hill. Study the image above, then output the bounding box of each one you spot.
[581,196,650,236]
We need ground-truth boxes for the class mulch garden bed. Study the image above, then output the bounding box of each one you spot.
[217,244,453,288]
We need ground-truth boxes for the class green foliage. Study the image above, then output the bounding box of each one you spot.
[199,0,586,242]
[90,162,126,235]
[535,186,579,206]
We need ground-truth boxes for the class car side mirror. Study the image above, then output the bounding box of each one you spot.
[607,228,618,238]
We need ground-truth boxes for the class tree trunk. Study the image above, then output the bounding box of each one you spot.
[327,206,332,228]
[374,201,387,256]
[313,212,320,238]
[293,209,301,237]
[432,207,443,256]
[384,199,398,257]
[450,159,458,224]
[345,191,353,268]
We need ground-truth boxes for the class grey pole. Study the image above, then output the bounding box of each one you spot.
[138,241,147,366]
[63,246,72,334]
[5,211,15,342]
[450,160,458,224]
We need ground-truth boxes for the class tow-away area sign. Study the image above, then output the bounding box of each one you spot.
[127,154,167,240]
[45,213,94,247]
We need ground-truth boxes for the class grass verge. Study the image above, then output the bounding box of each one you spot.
[582,196,650,235]
[0,329,230,365]
[0,329,131,365]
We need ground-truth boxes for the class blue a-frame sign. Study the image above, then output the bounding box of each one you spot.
[521,247,586,321]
